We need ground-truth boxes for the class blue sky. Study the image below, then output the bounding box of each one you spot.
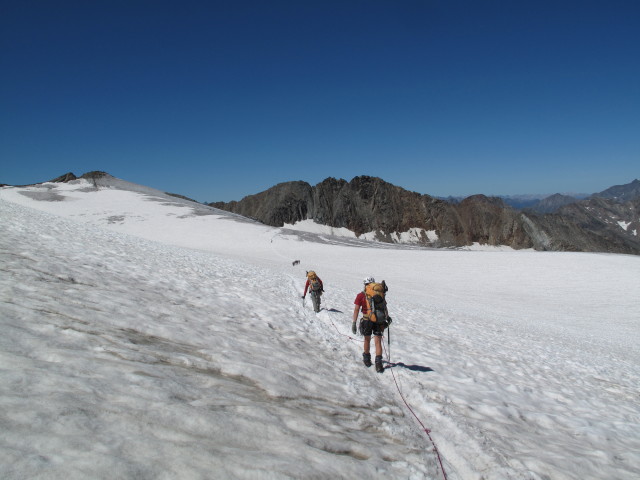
[1,1,638,202]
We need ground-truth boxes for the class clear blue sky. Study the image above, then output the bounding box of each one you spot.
[2,1,638,202]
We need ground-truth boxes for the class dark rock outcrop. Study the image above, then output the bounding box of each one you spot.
[548,196,640,253]
[49,171,110,183]
[50,172,77,183]
[209,176,534,249]
[213,176,453,243]
[454,195,531,248]
[211,180,313,225]
[210,176,640,254]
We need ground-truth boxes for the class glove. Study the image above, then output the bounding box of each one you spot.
[301,295,305,299]
[387,317,392,325]
[352,321,357,334]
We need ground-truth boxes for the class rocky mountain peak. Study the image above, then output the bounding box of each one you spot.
[49,171,112,183]
[594,178,640,203]
[50,172,78,183]
[210,176,640,255]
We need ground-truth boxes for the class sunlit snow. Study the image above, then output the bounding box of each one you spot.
[283,220,440,246]
[1,178,639,480]
[618,220,631,231]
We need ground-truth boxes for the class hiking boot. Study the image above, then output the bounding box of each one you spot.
[375,355,384,373]
[362,352,372,367]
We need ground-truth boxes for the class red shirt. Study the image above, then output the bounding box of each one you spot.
[354,291,369,315]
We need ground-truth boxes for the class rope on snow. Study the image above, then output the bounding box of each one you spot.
[322,312,448,480]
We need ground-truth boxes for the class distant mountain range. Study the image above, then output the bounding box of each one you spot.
[210,177,640,255]
[518,179,640,214]
[442,193,589,210]
[4,172,639,255]
[443,180,640,213]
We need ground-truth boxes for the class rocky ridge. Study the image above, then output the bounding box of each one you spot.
[6,172,638,254]
[593,178,640,203]
[211,176,640,255]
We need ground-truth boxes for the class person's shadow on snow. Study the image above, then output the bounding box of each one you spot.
[385,362,434,373]
[327,308,343,313]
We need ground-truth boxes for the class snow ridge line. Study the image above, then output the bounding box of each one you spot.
[323,311,448,480]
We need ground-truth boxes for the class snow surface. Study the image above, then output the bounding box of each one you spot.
[283,219,441,246]
[1,179,640,480]
[618,221,631,231]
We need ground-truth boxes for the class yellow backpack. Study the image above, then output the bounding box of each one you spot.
[364,281,387,323]
[307,271,322,292]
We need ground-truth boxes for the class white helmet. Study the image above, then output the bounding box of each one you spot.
[363,276,375,285]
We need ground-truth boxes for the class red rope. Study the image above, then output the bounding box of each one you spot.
[382,339,448,480]
[322,311,448,480]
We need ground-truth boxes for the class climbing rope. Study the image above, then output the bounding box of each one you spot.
[323,312,448,480]
[382,338,448,480]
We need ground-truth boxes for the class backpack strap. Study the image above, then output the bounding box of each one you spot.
[361,291,371,320]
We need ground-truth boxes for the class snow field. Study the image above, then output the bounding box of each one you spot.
[1,200,437,479]
[1,180,640,479]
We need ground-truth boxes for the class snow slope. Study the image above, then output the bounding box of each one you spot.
[1,179,639,479]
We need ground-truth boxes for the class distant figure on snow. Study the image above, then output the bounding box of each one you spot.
[302,271,324,313]
[292,260,300,266]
